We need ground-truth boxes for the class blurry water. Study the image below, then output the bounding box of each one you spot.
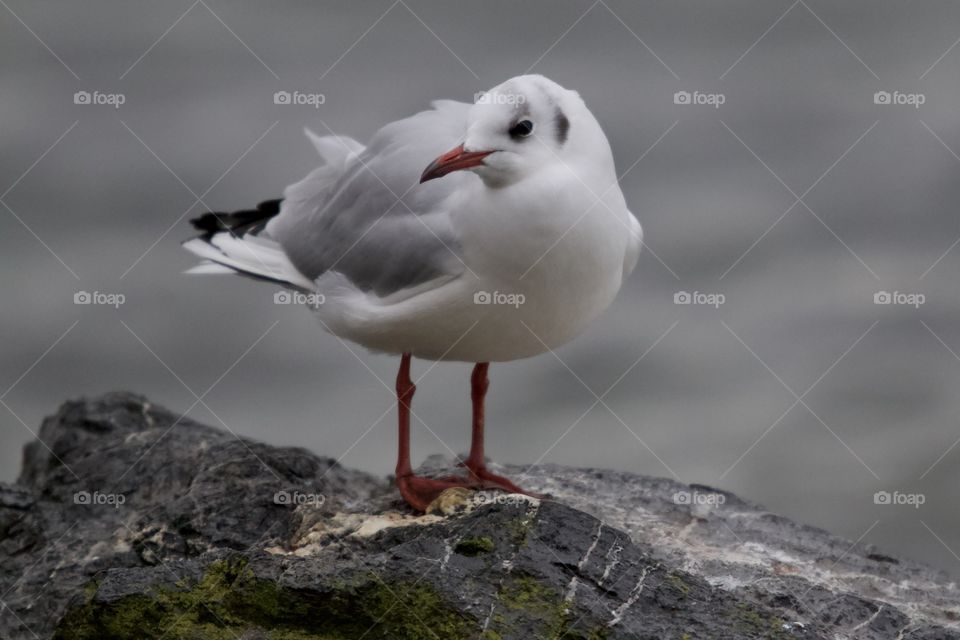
[3,0,960,574]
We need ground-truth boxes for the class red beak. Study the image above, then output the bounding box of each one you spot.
[420,144,493,183]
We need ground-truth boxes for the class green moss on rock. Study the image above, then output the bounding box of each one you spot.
[665,573,691,597]
[728,602,793,639]
[490,572,607,640]
[54,556,478,640]
[455,536,496,556]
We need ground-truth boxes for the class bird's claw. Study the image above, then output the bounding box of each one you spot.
[396,467,540,512]
[460,462,542,499]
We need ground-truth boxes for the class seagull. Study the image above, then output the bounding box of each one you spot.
[183,74,643,511]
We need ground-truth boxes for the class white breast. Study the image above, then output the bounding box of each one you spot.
[312,164,638,363]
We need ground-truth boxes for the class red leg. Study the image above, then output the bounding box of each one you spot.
[394,353,465,511]
[462,363,530,495]
[394,356,535,511]
[465,362,489,470]
[395,353,415,479]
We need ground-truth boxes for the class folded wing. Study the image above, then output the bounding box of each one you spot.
[267,99,475,297]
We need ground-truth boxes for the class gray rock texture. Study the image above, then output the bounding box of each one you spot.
[1,392,957,639]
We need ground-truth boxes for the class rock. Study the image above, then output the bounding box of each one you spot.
[0,393,956,639]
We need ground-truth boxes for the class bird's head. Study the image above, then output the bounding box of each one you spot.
[420,75,610,188]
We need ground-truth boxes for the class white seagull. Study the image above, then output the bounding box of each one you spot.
[183,74,643,511]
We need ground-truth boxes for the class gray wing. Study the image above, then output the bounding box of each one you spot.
[267,99,474,297]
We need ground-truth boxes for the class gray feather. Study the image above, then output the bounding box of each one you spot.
[267,100,474,297]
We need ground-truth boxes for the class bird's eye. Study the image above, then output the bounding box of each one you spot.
[509,120,534,139]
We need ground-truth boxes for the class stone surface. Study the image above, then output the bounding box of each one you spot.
[0,392,957,639]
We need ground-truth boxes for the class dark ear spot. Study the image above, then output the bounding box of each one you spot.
[555,108,570,145]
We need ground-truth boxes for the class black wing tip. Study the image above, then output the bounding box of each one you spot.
[189,198,283,235]
[189,211,227,234]
[257,198,283,215]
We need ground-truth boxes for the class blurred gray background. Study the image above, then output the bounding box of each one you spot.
[3,0,960,574]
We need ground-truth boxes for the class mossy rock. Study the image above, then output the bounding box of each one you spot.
[454,536,496,556]
[54,556,477,640]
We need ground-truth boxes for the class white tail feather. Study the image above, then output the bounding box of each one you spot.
[184,261,236,275]
[183,129,361,291]
[182,235,314,290]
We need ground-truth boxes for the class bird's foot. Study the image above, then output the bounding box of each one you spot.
[397,468,541,512]
[396,473,476,513]
[461,462,541,498]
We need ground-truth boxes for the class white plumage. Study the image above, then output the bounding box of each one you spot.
[183,74,642,362]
